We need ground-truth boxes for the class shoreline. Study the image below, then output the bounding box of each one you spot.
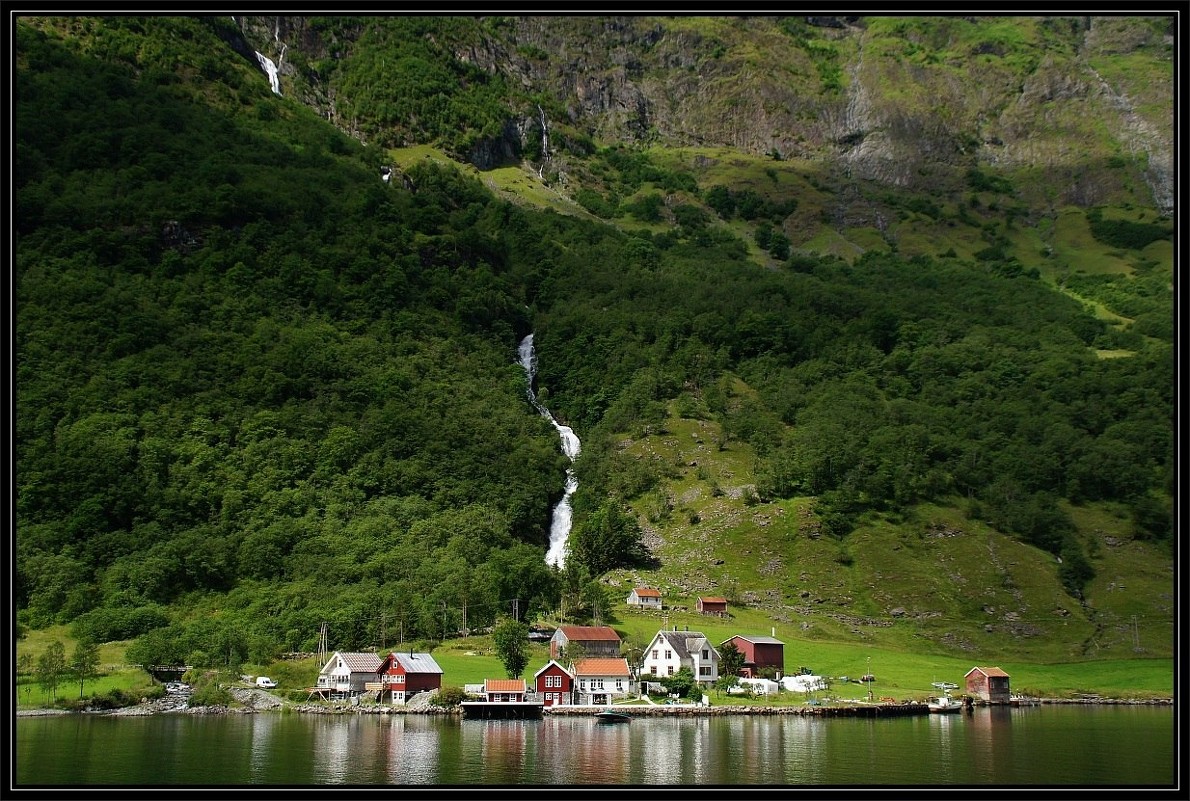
[17,695,1174,719]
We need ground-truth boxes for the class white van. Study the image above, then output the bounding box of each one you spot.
[255,677,276,689]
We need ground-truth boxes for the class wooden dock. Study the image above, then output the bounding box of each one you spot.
[459,701,545,720]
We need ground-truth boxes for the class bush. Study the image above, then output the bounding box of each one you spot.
[430,686,468,707]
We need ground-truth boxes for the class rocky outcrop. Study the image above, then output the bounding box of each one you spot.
[226,15,1172,212]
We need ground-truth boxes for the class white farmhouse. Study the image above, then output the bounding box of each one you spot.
[640,627,720,686]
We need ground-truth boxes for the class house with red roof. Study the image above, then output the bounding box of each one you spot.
[550,625,622,660]
[571,657,634,706]
[697,596,728,617]
[482,678,528,702]
[626,587,662,610]
[965,666,1011,703]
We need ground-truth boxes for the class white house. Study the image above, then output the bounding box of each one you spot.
[626,587,662,610]
[314,651,383,699]
[571,657,634,706]
[640,627,720,686]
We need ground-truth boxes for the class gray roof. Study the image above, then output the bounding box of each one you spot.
[654,630,716,660]
[322,651,383,674]
[724,634,784,645]
[389,652,443,674]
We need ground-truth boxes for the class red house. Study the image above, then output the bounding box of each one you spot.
[965,666,1011,703]
[376,651,443,705]
[533,659,575,706]
[697,596,728,617]
[720,634,784,678]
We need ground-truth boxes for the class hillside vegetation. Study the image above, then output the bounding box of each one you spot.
[13,15,1174,698]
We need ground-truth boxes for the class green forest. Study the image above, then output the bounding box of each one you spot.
[13,16,1174,674]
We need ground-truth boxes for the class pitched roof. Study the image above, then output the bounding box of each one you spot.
[533,660,573,679]
[632,588,661,597]
[387,652,443,674]
[556,625,621,641]
[724,634,784,645]
[484,678,527,693]
[651,630,716,661]
[699,596,728,604]
[966,666,1010,678]
[573,658,631,677]
[322,651,383,674]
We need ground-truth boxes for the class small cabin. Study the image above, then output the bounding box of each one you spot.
[697,596,728,617]
[482,678,528,703]
[627,587,663,610]
[965,666,1011,703]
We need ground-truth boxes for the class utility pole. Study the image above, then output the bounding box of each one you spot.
[317,622,328,667]
[513,598,519,622]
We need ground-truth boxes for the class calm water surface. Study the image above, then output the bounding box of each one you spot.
[15,706,1176,787]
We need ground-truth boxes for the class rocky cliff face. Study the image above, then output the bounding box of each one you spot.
[230,14,1174,215]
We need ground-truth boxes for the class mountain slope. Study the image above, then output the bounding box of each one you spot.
[12,14,1175,668]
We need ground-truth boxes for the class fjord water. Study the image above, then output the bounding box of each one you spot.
[16,706,1174,787]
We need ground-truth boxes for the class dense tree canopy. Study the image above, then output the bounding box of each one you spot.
[14,18,1173,669]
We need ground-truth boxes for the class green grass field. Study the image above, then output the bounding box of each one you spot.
[17,619,1172,711]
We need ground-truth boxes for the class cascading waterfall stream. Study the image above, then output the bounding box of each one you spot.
[518,334,579,569]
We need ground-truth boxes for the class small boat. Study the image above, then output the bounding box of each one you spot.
[595,709,632,723]
[927,692,963,713]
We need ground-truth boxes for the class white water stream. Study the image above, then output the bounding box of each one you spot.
[518,334,579,569]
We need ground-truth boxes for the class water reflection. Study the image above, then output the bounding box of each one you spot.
[384,716,441,784]
[15,706,1175,787]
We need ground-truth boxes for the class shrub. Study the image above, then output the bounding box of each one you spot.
[431,686,468,707]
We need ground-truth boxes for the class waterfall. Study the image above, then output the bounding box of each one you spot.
[255,52,282,96]
[536,105,550,180]
[518,334,579,569]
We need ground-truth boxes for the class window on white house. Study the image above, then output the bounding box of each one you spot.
[668,666,675,676]
[665,650,672,659]
[702,650,709,659]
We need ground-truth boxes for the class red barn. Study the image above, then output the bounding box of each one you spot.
[720,634,784,678]
[550,625,622,660]
[376,651,443,705]
[965,666,1011,703]
[697,596,728,617]
[533,659,575,706]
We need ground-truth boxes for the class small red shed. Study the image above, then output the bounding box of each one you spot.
[965,666,1011,703]
[697,596,728,617]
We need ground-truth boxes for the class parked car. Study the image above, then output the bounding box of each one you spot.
[255,677,277,689]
